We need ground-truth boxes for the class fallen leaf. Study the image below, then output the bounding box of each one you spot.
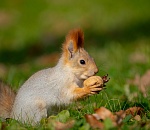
[134,115,141,121]
[128,70,150,97]
[55,120,75,130]
[125,107,143,116]
[93,107,115,120]
[84,106,144,129]
[94,107,128,126]
[139,70,150,97]
[45,110,74,129]
[129,52,148,64]
[0,122,8,130]
[94,107,117,126]
[115,110,126,125]
[85,114,104,129]
[46,117,74,130]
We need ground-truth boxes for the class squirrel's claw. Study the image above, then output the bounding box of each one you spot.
[102,74,110,84]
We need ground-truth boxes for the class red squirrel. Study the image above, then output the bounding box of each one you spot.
[0,29,109,125]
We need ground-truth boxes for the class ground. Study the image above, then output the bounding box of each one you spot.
[0,0,150,129]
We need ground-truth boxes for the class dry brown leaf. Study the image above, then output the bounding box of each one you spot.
[115,110,126,125]
[93,107,115,121]
[93,107,126,126]
[125,107,143,116]
[115,110,126,118]
[85,106,144,129]
[1,122,8,130]
[85,114,104,129]
[55,120,75,130]
[115,107,143,124]
[128,70,150,97]
[134,115,141,121]
[139,70,150,97]
[86,107,123,128]
[129,52,148,64]
[93,107,118,126]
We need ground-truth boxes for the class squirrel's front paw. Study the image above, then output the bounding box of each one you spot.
[102,74,110,87]
[83,76,104,95]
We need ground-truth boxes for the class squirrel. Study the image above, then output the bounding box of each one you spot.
[0,29,109,125]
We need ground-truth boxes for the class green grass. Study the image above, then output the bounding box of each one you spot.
[0,0,150,129]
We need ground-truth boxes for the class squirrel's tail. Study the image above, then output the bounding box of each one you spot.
[0,81,16,119]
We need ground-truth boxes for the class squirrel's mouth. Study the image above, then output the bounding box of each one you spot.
[80,75,90,80]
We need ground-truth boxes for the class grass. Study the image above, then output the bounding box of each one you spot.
[0,0,150,129]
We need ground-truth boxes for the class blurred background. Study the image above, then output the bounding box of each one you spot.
[0,0,150,97]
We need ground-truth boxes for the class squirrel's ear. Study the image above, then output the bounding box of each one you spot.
[62,29,84,58]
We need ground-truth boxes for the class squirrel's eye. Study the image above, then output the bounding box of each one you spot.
[80,60,86,65]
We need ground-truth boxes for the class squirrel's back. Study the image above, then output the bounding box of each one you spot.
[0,81,16,119]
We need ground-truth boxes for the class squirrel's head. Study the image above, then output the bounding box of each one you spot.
[62,29,98,80]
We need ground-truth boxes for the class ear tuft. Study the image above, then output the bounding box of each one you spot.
[67,28,84,49]
[63,28,84,53]
[62,29,84,61]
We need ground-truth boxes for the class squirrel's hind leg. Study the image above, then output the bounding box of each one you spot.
[13,99,47,125]
[33,99,47,124]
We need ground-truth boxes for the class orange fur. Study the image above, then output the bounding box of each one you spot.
[0,82,16,119]
[62,29,84,63]
[72,87,90,100]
